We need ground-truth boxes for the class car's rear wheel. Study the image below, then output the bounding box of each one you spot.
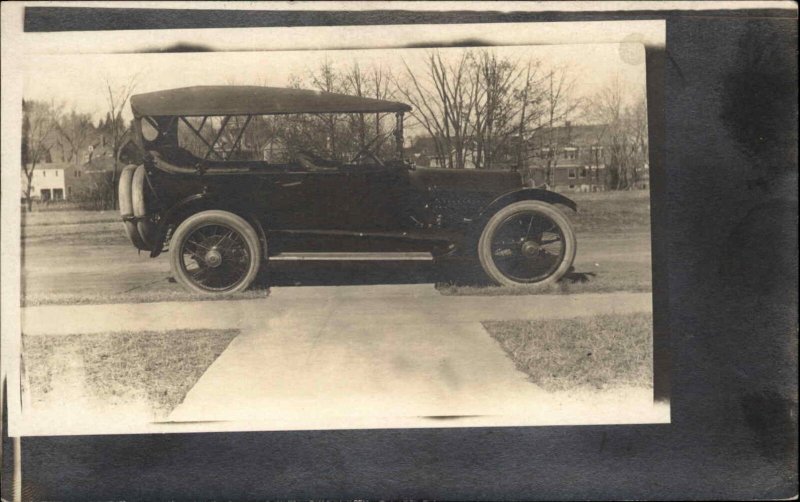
[169,210,261,294]
[478,201,576,287]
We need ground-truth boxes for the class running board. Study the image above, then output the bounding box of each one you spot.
[270,252,433,261]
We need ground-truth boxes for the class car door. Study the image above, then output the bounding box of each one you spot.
[259,162,412,239]
[335,163,411,231]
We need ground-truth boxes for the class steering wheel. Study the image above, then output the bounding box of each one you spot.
[349,131,392,167]
[349,147,385,167]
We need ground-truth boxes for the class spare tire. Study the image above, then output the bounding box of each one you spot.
[132,164,157,249]
[118,164,149,251]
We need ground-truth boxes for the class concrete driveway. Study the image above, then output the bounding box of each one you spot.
[20,285,665,435]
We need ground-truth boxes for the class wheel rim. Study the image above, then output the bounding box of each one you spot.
[490,210,567,283]
[179,223,252,291]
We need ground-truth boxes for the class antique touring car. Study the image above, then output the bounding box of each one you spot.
[119,86,577,294]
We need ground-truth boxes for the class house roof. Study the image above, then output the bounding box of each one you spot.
[88,144,114,156]
[130,86,412,117]
[83,156,116,171]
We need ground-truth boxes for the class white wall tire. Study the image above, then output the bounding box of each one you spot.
[478,200,577,288]
[169,210,262,294]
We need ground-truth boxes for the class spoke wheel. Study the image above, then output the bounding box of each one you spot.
[170,210,261,294]
[478,201,576,287]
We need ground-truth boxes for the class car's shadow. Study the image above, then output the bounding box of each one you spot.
[259,260,596,288]
[563,271,597,284]
[262,260,443,287]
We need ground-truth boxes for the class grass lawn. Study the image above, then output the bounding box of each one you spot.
[22,210,120,227]
[22,329,239,417]
[567,190,651,234]
[483,312,652,392]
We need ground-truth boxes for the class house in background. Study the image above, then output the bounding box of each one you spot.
[22,127,144,204]
[634,162,650,190]
[22,162,95,202]
[526,123,609,193]
[404,136,477,169]
[23,164,67,202]
[405,136,443,168]
[405,126,607,184]
[81,130,142,166]
[403,122,647,193]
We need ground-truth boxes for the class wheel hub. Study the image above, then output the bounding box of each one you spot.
[521,240,540,257]
[205,248,223,268]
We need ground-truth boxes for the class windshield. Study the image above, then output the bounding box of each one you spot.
[171,113,400,166]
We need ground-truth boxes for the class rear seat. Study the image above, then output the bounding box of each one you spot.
[150,148,299,174]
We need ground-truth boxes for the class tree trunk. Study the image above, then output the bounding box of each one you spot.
[358,113,366,151]
[25,169,35,212]
[110,158,119,210]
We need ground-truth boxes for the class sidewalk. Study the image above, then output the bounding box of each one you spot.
[19,286,665,434]
[22,285,652,336]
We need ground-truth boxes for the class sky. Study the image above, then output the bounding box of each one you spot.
[23,42,647,127]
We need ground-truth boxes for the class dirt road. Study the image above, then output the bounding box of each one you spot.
[22,230,651,300]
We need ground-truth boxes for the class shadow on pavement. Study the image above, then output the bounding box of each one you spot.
[261,260,598,288]
[263,260,446,287]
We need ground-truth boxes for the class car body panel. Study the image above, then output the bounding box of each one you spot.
[142,160,575,259]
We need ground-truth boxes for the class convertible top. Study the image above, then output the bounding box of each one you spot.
[130,86,412,117]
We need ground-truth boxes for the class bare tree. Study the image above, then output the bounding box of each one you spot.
[308,58,344,159]
[585,75,648,189]
[345,62,369,151]
[393,50,476,169]
[103,75,138,209]
[391,49,579,175]
[55,109,93,164]
[513,59,545,171]
[470,51,528,169]
[535,65,581,186]
[21,100,60,211]
[340,62,397,159]
[627,96,649,188]
[370,65,394,157]
[272,62,399,161]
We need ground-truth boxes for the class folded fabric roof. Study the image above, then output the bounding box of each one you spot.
[130,86,412,117]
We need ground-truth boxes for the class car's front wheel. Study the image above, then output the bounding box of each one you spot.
[478,200,576,287]
[169,210,261,294]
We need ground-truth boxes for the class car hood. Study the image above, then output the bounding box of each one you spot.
[409,167,523,195]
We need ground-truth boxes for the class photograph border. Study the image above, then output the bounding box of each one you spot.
[5,16,668,438]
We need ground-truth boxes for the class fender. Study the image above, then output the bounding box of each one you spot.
[148,192,268,260]
[473,188,577,223]
[440,188,578,257]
